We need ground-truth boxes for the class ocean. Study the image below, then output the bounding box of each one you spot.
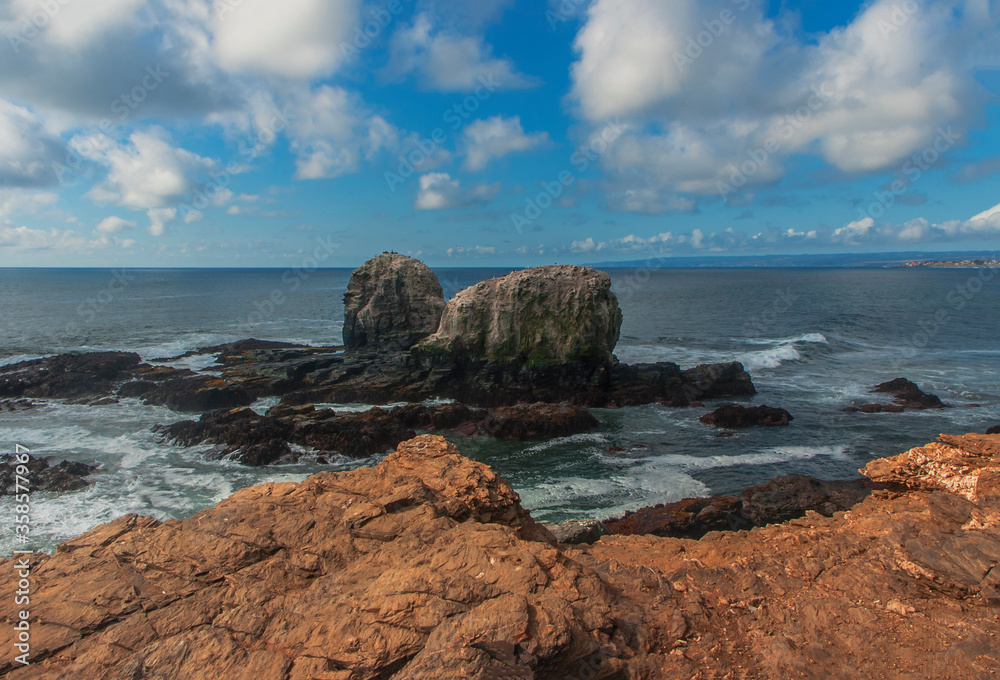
[1,266,998,556]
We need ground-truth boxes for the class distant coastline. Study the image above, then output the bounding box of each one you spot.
[902,259,1000,269]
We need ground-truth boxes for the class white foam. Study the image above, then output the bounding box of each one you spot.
[250,396,282,415]
[0,354,46,367]
[745,332,828,345]
[738,343,802,370]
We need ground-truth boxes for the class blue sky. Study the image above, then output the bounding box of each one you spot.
[1,0,999,267]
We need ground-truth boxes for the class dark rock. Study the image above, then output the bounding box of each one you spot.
[343,253,446,351]
[699,403,793,428]
[871,377,946,409]
[0,454,98,495]
[155,408,294,466]
[681,362,757,401]
[541,519,610,545]
[0,351,141,400]
[605,474,870,539]
[0,399,38,412]
[294,407,416,459]
[479,402,599,440]
[987,425,1000,435]
[131,376,253,412]
[389,403,482,430]
[417,265,622,366]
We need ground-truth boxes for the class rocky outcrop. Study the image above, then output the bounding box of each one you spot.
[699,403,793,428]
[605,474,870,538]
[988,425,1000,435]
[417,265,622,365]
[4,433,1000,679]
[1,454,98,495]
[343,252,446,351]
[157,401,602,465]
[0,351,141,401]
[845,377,948,413]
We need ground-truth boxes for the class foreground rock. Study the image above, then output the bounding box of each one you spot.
[1,454,98,495]
[605,474,871,538]
[699,403,793,428]
[845,377,948,413]
[343,252,446,351]
[417,265,621,365]
[4,433,999,678]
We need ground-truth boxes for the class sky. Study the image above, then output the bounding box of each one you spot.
[1,0,999,267]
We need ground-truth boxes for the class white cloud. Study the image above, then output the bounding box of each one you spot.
[211,0,361,78]
[0,225,98,250]
[571,237,605,253]
[147,207,178,237]
[415,172,500,209]
[386,14,535,91]
[0,99,65,187]
[569,0,995,212]
[462,116,549,171]
[832,217,876,245]
[970,201,1000,223]
[286,86,397,180]
[70,129,215,209]
[96,216,135,234]
[0,189,58,223]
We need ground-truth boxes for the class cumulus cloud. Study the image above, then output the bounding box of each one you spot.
[285,86,397,180]
[0,99,66,187]
[0,189,58,223]
[70,129,215,209]
[0,225,99,251]
[211,0,360,78]
[96,216,135,234]
[462,116,549,171]
[569,0,995,212]
[415,172,500,209]
[386,14,535,91]
[147,208,178,237]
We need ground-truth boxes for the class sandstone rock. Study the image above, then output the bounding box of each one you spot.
[0,435,639,680]
[699,403,793,428]
[861,432,1000,502]
[343,252,446,351]
[417,265,622,365]
[3,434,1000,678]
[541,518,610,545]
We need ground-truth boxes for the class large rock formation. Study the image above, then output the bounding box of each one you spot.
[343,253,446,351]
[417,265,622,365]
[4,433,1000,678]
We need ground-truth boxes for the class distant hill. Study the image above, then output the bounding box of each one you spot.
[589,251,1000,269]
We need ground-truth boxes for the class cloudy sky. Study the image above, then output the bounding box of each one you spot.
[1,0,999,266]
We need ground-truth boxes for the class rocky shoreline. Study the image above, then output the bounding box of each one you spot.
[2,431,997,678]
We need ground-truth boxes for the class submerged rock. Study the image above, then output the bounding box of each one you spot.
[479,402,599,440]
[5,433,1000,679]
[343,252,446,351]
[699,403,793,428]
[871,377,946,408]
[417,265,622,365]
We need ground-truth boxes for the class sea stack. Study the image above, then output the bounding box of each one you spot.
[417,265,622,365]
[342,252,446,351]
